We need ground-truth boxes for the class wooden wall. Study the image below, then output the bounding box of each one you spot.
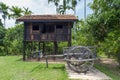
[24,22,72,42]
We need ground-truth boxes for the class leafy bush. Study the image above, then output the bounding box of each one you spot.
[3,24,23,55]
[0,26,6,55]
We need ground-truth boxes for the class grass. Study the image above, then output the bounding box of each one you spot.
[0,56,68,80]
[2,56,120,80]
[94,61,120,80]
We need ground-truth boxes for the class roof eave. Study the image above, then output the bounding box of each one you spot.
[16,19,78,22]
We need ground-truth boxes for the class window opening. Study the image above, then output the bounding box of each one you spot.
[56,25,63,29]
[32,25,39,30]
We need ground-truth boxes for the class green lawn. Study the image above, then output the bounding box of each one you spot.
[0,56,68,80]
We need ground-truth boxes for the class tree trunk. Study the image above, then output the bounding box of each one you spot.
[107,53,111,58]
[117,52,120,67]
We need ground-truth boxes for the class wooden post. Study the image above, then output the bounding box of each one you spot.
[30,42,33,59]
[54,41,58,55]
[68,41,71,47]
[23,23,26,61]
[45,56,48,68]
[39,42,40,50]
[68,25,72,47]
[53,41,58,60]
[38,42,40,61]
[43,42,45,56]
[23,41,26,61]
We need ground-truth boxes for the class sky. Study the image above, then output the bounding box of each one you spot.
[0,0,93,28]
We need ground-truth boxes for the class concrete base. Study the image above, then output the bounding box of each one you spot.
[66,64,111,80]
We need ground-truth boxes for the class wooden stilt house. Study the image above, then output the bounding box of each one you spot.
[16,15,78,61]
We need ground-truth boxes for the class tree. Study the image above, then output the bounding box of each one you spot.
[9,6,23,19]
[58,0,72,14]
[68,0,80,14]
[90,0,120,42]
[4,24,23,55]
[0,2,9,28]
[87,0,120,66]
[0,26,6,55]
[0,19,3,27]
[58,0,80,14]
[48,0,60,14]
[72,20,94,46]
[48,0,80,15]
[48,0,73,14]
[71,0,77,14]
[23,7,32,15]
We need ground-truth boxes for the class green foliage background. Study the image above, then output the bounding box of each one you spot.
[0,0,120,66]
[0,24,23,55]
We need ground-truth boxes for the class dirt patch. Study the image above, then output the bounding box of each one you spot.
[99,58,119,67]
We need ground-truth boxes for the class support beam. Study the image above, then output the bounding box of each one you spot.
[30,42,33,59]
[23,23,26,61]
[53,41,58,60]
[45,56,48,68]
[23,41,26,61]
[38,42,40,50]
[54,41,58,55]
[43,42,45,56]
[68,40,71,47]
[38,42,41,61]
[68,25,72,47]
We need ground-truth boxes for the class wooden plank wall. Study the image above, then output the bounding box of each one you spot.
[24,22,72,42]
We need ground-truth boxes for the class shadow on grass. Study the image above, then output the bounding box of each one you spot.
[51,66,65,70]
[30,64,44,72]
[30,64,65,72]
[16,58,22,61]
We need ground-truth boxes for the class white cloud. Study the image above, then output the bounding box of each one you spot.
[0,0,93,28]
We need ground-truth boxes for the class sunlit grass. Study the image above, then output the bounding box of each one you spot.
[0,56,68,80]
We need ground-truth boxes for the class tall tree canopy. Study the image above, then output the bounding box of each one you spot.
[48,0,60,14]
[0,2,9,28]
[48,0,80,14]
[23,7,33,16]
[86,0,120,65]
[4,24,23,55]
[9,6,23,19]
[58,0,71,14]
[68,0,80,14]
[87,0,120,42]
[0,25,6,55]
[0,2,32,27]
